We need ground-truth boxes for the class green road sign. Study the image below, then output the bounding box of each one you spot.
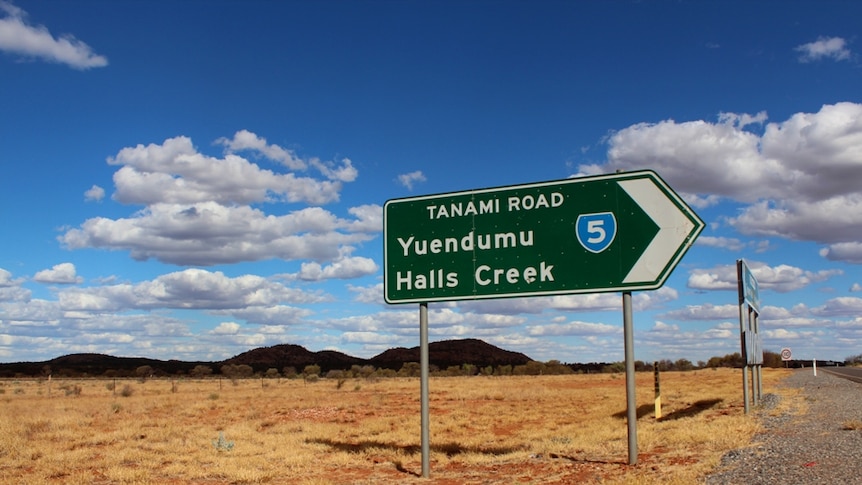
[384,170,704,303]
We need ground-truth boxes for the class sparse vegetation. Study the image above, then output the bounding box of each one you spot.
[842,419,862,430]
[190,364,213,378]
[212,431,235,451]
[59,383,82,396]
[0,368,792,484]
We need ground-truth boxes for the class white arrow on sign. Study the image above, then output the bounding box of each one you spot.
[618,177,699,284]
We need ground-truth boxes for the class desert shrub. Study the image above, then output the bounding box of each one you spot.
[212,431,234,452]
[136,365,154,382]
[264,368,280,379]
[221,364,253,381]
[842,419,862,430]
[120,384,134,397]
[398,362,420,378]
[60,384,82,396]
[845,353,862,366]
[302,366,321,384]
[326,369,345,380]
[191,365,213,378]
[357,365,376,379]
[374,368,396,378]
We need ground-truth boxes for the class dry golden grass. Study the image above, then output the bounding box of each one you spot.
[0,368,793,484]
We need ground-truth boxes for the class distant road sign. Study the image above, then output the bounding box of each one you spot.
[781,348,792,361]
[384,170,704,303]
[738,259,761,313]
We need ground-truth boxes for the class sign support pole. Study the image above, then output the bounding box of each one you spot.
[419,302,430,478]
[750,307,760,407]
[754,311,763,400]
[623,291,638,465]
[739,302,750,414]
[737,262,751,415]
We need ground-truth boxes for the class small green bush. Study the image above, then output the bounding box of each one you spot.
[212,432,234,452]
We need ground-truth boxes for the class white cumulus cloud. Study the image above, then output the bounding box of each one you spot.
[688,261,842,293]
[0,1,107,69]
[795,36,852,63]
[84,185,105,202]
[56,268,326,314]
[33,263,83,284]
[397,170,426,190]
[296,255,379,281]
[582,102,862,264]
[60,133,379,267]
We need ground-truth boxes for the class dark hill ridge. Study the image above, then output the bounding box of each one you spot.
[0,353,211,378]
[216,338,531,373]
[370,338,531,370]
[223,344,366,371]
[0,339,532,377]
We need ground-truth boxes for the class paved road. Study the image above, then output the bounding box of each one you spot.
[819,365,862,383]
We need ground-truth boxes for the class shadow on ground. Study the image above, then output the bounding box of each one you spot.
[613,398,724,421]
[308,437,526,457]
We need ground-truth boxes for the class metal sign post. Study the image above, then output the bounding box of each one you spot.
[623,291,638,465]
[419,302,430,478]
[737,259,762,414]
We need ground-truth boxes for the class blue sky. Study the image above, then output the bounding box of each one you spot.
[1,0,861,365]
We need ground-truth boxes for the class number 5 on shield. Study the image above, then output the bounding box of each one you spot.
[576,212,617,254]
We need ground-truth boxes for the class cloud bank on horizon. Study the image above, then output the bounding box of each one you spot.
[1,1,860,365]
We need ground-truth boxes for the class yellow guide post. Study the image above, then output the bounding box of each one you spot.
[654,362,662,420]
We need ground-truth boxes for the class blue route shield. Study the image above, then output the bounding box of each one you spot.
[576,212,617,253]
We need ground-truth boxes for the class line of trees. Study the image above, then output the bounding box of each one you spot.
[175,351,796,380]
[31,349,856,381]
[845,353,862,365]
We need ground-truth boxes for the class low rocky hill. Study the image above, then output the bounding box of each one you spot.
[0,338,533,377]
[370,338,531,370]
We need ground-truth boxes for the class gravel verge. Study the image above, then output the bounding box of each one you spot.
[706,368,862,485]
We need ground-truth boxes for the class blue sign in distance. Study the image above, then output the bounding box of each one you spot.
[738,259,760,313]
